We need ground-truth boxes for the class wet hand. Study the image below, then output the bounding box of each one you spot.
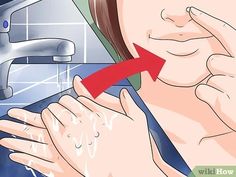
[189,7,236,131]
[0,75,126,177]
[73,75,124,114]
[0,109,82,177]
[42,89,161,177]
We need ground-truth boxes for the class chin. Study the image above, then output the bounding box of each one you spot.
[157,57,211,87]
[158,73,210,87]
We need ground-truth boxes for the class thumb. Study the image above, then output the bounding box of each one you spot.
[73,75,90,97]
[195,84,225,108]
[120,89,146,121]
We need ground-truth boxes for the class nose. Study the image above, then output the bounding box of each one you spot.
[161,8,192,27]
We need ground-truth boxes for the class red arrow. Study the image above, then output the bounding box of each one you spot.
[81,43,166,98]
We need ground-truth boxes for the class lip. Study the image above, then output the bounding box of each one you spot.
[167,48,199,57]
[148,32,213,57]
[149,33,213,43]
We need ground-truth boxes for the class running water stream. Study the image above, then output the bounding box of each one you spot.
[57,64,71,96]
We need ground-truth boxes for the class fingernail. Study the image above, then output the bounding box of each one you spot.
[7,109,13,115]
[122,89,126,99]
[7,109,16,116]
[74,76,83,85]
[186,7,190,12]
[74,75,80,81]
[190,7,200,16]
[122,89,128,99]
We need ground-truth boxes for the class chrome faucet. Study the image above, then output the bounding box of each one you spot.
[0,0,75,100]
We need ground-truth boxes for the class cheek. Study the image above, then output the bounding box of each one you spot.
[141,39,217,86]
[152,39,219,86]
[117,1,164,57]
[159,55,210,86]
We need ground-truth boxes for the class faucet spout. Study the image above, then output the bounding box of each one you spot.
[0,35,75,100]
[12,39,75,61]
[0,60,13,99]
[0,0,76,100]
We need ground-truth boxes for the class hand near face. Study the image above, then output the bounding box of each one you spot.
[0,109,82,177]
[42,81,160,177]
[188,7,236,131]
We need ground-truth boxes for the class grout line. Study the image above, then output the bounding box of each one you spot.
[83,20,87,63]
[11,22,86,26]
[13,64,82,96]
[9,65,31,75]
[26,7,29,63]
[9,82,72,84]
[0,103,31,106]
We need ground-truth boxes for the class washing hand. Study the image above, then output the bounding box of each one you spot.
[42,78,161,177]
[0,109,82,177]
[189,7,236,131]
[1,76,164,177]
[0,75,124,177]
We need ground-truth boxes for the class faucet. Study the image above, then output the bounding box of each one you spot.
[0,0,76,100]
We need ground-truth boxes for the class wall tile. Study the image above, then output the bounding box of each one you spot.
[9,0,114,64]
[86,25,114,63]
[28,0,84,23]
[11,9,26,23]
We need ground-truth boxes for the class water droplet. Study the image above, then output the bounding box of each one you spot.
[86,135,97,159]
[84,161,90,177]
[25,160,37,177]
[104,113,118,130]
[52,117,59,132]
[72,133,84,156]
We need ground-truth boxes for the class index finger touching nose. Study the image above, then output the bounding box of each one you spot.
[188,6,236,56]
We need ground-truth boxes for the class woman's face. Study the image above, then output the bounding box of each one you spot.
[117,1,235,87]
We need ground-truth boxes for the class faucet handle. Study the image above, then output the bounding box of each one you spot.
[0,0,41,33]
